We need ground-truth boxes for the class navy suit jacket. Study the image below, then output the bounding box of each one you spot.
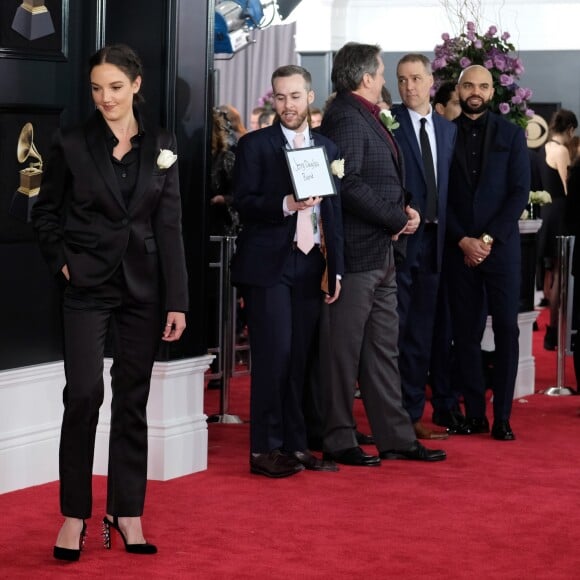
[230,121,344,296]
[320,92,408,273]
[32,110,189,312]
[391,105,456,271]
[446,112,530,267]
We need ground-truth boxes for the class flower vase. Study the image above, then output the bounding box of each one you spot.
[529,203,534,220]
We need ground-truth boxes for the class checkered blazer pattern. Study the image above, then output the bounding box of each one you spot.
[320,91,408,272]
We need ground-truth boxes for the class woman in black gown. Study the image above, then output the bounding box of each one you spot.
[537,109,578,349]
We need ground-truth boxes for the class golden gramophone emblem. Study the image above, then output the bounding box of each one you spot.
[16,122,44,197]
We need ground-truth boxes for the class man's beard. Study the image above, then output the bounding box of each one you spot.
[279,109,308,131]
[460,96,490,115]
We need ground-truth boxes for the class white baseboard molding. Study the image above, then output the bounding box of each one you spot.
[0,355,212,494]
[482,310,540,399]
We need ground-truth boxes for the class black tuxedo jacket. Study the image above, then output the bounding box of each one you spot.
[32,110,188,311]
[230,121,344,296]
[320,92,408,273]
[446,112,530,267]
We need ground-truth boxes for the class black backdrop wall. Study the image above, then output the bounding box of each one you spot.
[0,0,214,371]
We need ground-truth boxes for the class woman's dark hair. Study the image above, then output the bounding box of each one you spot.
[549,109,578,134]
[89,44,144,103]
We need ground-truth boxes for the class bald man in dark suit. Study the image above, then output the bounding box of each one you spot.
[446,65,530,440]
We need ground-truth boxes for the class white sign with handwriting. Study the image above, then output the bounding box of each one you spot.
[284,146,337,201]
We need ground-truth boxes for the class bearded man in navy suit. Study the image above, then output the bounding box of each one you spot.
[445,65,530,440]
[231,65,343,477]
[390,54,457,441]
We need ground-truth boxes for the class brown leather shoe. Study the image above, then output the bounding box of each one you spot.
[413,421,449,440]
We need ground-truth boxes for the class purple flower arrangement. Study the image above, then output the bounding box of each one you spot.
[257,89,275,111]
[432,22,534,128]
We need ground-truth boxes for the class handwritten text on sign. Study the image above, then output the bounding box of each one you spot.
[284,146,337,201]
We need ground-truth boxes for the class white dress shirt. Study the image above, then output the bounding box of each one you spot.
[280,124,321,245]
[407,107,438,184]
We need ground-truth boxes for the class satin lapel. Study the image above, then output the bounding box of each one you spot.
[130,130,157,212]
[85,113,125,210]
[268,123,287,154]
[433,115,449,191]
[397,107,423,177]
[269,124,293,205]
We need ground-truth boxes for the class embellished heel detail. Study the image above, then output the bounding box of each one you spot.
[102,517,112,549]
[102,516,157,554]
[53,521,87,561]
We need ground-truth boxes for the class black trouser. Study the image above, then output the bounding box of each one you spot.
[59,272,161,518]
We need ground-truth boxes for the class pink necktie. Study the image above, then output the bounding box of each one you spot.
[293,133,315,254]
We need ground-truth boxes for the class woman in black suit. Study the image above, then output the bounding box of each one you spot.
[32,45,188,561]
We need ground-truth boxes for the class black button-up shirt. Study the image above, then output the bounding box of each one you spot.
[101,113,144,207]
[460,111,488,190]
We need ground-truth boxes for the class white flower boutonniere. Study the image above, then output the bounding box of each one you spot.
[529,190,552,205]
[379,109,400,133]
[330,158,345,179]
[157,149,177,170]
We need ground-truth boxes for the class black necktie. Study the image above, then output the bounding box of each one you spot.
[419,118,437,222]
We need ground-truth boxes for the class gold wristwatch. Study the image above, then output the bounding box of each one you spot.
[480,233,494,245]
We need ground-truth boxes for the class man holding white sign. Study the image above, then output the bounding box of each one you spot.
[231,65,344,478]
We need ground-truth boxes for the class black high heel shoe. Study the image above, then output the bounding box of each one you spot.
[102,516,157,554]
[53,521,87,561]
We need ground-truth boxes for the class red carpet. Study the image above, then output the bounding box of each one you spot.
[1,308,579,579]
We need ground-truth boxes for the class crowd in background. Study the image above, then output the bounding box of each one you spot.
[208,52,580,478]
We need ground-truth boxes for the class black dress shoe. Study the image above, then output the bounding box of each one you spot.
[454,416,490,435]
[379,440,446,462]
[292,450,339,472]
[432,407,466,431]
[355,430,375,445]
[250,450,304,478]
[491,420,515,441]
[323,446,381,466]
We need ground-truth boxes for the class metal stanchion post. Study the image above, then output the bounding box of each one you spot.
[544,235,577,396]
[215,235,243,422]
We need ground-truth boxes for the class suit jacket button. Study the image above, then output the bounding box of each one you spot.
[122,218,129,225]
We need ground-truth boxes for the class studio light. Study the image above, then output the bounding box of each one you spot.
[214,0,304,56]
[214,0,264,55]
